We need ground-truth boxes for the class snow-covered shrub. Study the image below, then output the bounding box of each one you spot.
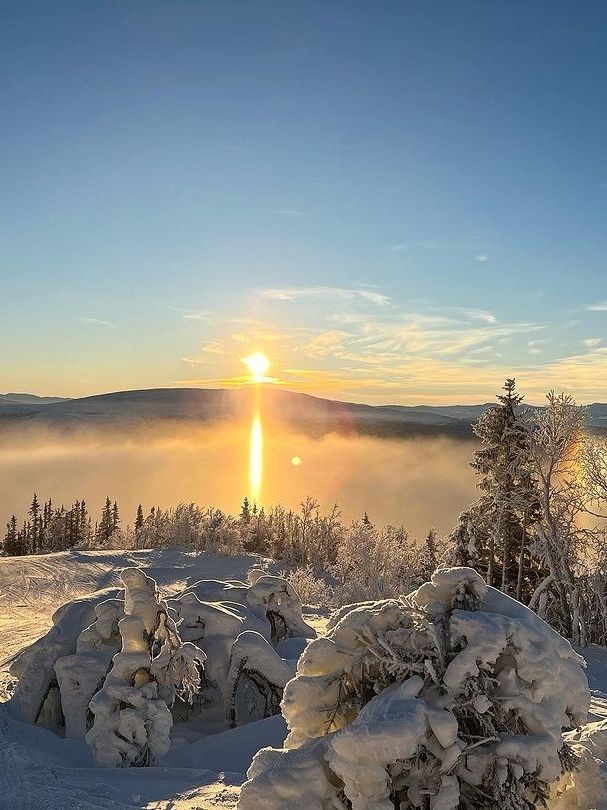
[549,718,607,808]
[283,564,333,605]
[239,567,590,810]
[8,566,316,747]
[85,614,174,767]
[330,522,418,605]
[226,630,295,727]
[134,503,243,555]
[6,586,122,725]
[86,569,205,767]
[55,596,124,737]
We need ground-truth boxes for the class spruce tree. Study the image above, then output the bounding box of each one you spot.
[418,528,438,580]
[112,501,120,533]
[449,380,541,598]
[29,493,41,554]
[3,515,20,556]
[135,504,144,532]
[240,497,251,523]
[97,497,113,545]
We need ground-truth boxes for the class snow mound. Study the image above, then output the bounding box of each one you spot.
[239,567,592,809]
[5,563,315,769]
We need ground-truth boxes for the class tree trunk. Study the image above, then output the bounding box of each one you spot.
[516,511,527,603]
[487,532,495,587]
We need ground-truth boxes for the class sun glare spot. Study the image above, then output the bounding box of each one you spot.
[291,455,302,466]
[243,352,270,382]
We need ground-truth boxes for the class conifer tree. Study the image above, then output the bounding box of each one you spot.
[135,504,144,532]
[240,497,252,524]
[3,515,20,556]
[449,380,541,597]
[417,528,438,581]
[97,497,114,545]
[29,493,41,554]
[112,501,120,533]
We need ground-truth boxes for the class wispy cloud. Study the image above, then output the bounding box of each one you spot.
[449,307,496,324]
[267,209,308,216]
[258,286,392,306]
[182,312,209,321]
[177,282,607,404]
[200,341,227,354]
[587,301,607,312]
[475,254,489,263]
[387,240,438,252]
[78,317,117,329]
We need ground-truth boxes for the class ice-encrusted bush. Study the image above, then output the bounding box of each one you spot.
[239,567,591,810]
[86,569,205,767]
[283,564,333,605]
[7,566,316,763]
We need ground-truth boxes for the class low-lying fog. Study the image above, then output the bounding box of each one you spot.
[0,422,478,539]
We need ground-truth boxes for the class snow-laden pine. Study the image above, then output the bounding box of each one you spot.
[85,568,205,766]
[239,567,592,810]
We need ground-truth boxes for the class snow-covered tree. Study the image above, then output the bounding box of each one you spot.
[527,391,587,642]
[86,568,205,767]
[449,380,541,599]
[239,568,590,810]
[330,521,416,605]
[2,514,20,556]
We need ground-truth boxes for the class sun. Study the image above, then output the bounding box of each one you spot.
[243,352,270,382]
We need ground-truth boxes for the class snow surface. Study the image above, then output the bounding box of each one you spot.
[0,551,606,809]
[0,548,293,808]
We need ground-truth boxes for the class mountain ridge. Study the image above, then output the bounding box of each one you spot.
[1,387,605,438]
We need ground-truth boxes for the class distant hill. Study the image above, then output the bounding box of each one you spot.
[0,388,605,439]
[0,392,70,417]
[0,392,69,405]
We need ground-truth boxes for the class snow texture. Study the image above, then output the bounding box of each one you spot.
[85,569,204,767]
[239,567,593,809]
[4,558,314,770]
[2,550,606,808]
[226,630,295,727]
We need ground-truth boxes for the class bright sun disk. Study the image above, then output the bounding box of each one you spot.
[244,352,270,381]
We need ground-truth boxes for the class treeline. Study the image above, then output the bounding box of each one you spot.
[3,496,120,556]
[2,492,440,608]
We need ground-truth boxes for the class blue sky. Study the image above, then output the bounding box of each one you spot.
[1,1,606,402]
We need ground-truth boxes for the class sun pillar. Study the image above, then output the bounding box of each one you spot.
[249,385,263,505]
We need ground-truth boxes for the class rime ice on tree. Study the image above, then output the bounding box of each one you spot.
[239,568,591,810]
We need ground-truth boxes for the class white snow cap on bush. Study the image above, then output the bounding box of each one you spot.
[239,567,591,810]
[86,568,205,767]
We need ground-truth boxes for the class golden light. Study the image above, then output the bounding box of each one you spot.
[249,413,263,503]
[243,352,270,382]
[291,455,302,466]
